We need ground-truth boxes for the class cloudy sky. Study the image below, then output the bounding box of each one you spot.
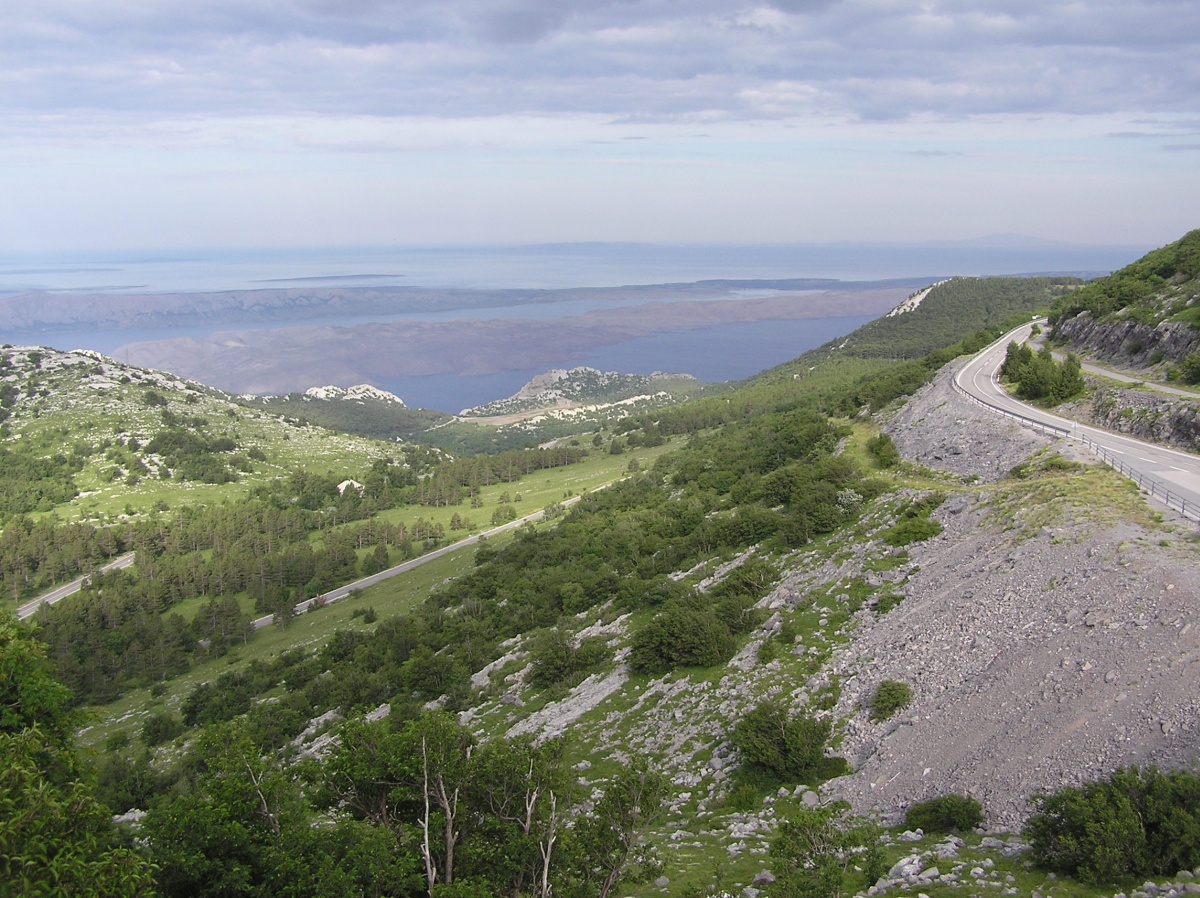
[1,0,1197,255]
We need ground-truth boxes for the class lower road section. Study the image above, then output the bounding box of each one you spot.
[16,553,136,621]
[249,495,584,629]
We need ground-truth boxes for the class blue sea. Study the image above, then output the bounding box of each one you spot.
[0,241,1144,412]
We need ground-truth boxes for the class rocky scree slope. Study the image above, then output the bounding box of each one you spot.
[448,358,1199,848]
[825,360,1200,827]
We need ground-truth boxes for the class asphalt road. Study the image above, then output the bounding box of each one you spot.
[250,495,584,629]
[15,552,137,620]
[955,323,1200,522]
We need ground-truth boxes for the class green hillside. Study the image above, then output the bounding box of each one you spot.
[248,369,716,454]
[0,345,394,525]
[1051,228,1200,327]
[10,266,1194,898]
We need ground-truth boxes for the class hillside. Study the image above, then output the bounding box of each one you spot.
[9,266,1200,898]
[0,345,393,524]
[245,367,714,454]
[1051,229,1200,376]
[242,388,464,449]
[459,367,704,419]
[0,344,663,625]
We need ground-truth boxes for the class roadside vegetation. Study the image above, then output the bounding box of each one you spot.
[1000,341,1087,405]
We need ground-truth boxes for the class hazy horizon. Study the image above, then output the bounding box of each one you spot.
[0,237,1148,296]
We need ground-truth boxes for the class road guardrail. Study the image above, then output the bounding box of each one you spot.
[951,368,1199,523]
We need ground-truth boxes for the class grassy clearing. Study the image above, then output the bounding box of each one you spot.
[329,439,678,546]
[986,454,1164,538]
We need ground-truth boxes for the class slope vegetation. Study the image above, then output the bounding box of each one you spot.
[1051,229,1200,375]
[11,268,1200,898]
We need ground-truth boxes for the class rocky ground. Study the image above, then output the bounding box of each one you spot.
[464,357,1200,843]
[1061,383,1200,454]
[824,359,1200,828]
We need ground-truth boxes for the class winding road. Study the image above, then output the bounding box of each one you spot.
[954,323,1200,522]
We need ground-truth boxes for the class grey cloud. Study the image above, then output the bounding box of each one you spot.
[0,0,1197,125]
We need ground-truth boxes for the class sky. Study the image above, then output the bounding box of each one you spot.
[1,0,1198,255]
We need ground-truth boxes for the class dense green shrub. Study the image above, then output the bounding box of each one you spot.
[181,671,255,726]
[868,680,913,721]
[1178,352,1200,385]
[903,794,983,834]
[629,599,736,674]
[526,628,610,689]
[866,433,901,468]
[881,494,944,547]
[1024,766,1200,885]
[732,701,847,785]
[140,711,185,747]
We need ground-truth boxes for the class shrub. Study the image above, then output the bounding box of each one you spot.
[770,801,883,898]
[866,433,901,468]
[1179,352,1200,385]
[882,494,944,547]
[732,701,848,785]
[904,794,983,834]
[527,629,610,689]
[629,600,735,675]
[140,711,184,747]
[869,680,913,721]
[1024,766,1200,885]
[756,639,780,665]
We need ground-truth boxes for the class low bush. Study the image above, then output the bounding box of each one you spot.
[903,794,983,834]
[629,599,735,675]
[140,711,185,747]
[527,628,610,689]
[868,680,913,721]
[866,433,901,468]
[882,494,944,547]
[732,701,848,785]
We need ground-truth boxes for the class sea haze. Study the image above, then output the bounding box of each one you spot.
[0,241,1141,413]
[0,240,1142,294]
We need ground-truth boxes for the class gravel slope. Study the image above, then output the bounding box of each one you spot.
[825,360,1200,828]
